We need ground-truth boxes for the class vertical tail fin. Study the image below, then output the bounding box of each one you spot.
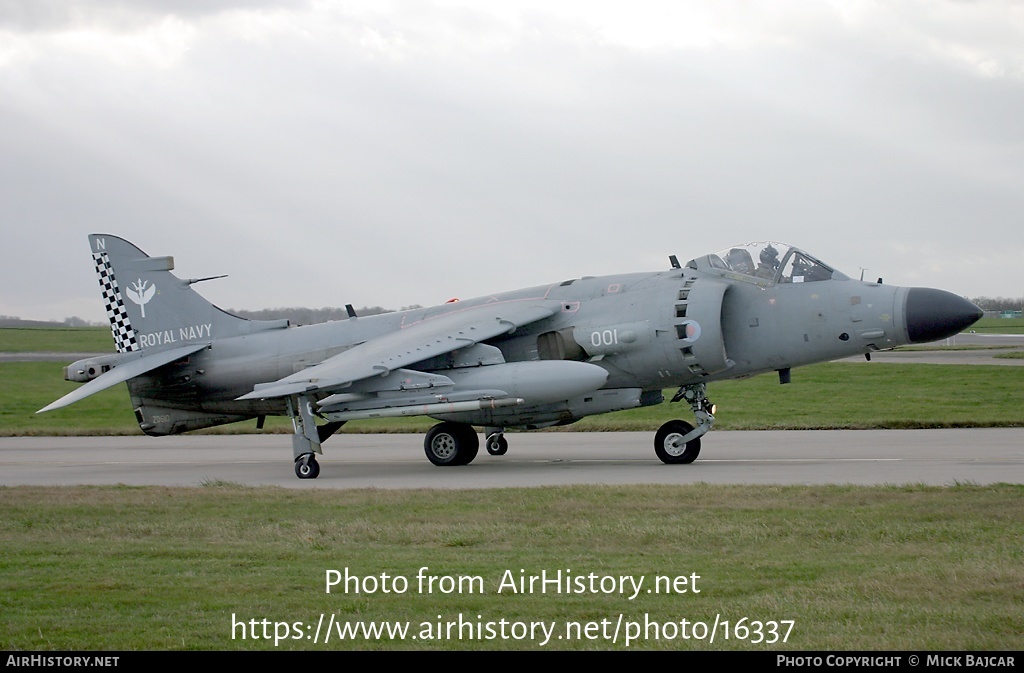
[89,234,287,353]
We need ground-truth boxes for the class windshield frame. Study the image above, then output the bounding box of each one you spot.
[686,242,849,286]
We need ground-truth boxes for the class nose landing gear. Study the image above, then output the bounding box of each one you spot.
[656,383,715,464]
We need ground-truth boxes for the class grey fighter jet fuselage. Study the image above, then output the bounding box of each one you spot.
[41,236,983,478]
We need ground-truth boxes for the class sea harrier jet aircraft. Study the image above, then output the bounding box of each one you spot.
[40,235,982,478]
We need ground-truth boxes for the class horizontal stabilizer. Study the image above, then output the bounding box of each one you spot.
[37,343,209,413]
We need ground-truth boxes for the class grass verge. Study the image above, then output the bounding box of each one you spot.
[1,483,1022,651]
[5,361,1024,436]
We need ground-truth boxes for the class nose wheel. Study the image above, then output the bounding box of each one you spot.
[654,420,701,464]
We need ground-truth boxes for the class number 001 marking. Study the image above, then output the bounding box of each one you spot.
[590,329,619,347]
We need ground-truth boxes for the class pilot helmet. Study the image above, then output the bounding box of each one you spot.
[760,244,779,266]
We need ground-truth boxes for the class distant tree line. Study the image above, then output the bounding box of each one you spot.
[0,315,99,328]
[1,306,424,329]
[971,296,1024,312]
[228,305,423,325]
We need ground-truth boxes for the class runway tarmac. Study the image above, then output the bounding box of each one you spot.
[2,428,1021,489]
[5,336,1022,489]
[841,333,1024,365]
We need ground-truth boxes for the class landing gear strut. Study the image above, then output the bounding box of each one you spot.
[656,383,716,465]
[287,394,344,479]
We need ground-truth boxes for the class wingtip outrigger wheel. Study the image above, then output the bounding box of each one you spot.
[288,394,324,479]
[295,453,320,479]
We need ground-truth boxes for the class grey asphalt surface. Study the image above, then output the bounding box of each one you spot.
[2,428,1021,488]
[4,335,1022,489]
[841,333,1024,366]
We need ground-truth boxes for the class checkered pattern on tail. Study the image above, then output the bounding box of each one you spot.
[93,252,139,353]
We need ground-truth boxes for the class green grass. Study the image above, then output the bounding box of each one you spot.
[994,351,1024,360]
[4,327,1022,652]
[895,344,1019,351]
[0,327,112,353]
[6,361,1024,436]
[969,317,1024,334]
[1,319,1018,354]
[3,319,1018,353]
[4,319,1022,435]
[1,483,1021,651]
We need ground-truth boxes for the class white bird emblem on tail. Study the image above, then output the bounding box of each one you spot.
[126,278,156,317]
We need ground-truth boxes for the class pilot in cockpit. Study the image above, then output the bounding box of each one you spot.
[755,244,780,280]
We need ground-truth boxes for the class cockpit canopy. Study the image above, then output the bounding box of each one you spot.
[686,242,850,285]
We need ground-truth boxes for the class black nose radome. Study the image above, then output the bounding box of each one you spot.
[905,288,983,343]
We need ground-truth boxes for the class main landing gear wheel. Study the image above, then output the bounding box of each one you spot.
[485,433,508,456]
[654,420,702,464]
[424,422,480,466]
[295,454,321,479]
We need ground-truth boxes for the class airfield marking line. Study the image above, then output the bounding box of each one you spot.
[0,460,278,466]
[527,458,907,464]
[700,458,905,463]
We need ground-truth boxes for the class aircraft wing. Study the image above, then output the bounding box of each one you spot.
[236,300,562,401]
[37,342,210,413]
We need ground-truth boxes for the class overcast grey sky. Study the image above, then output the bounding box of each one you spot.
[2,0,1022,323]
